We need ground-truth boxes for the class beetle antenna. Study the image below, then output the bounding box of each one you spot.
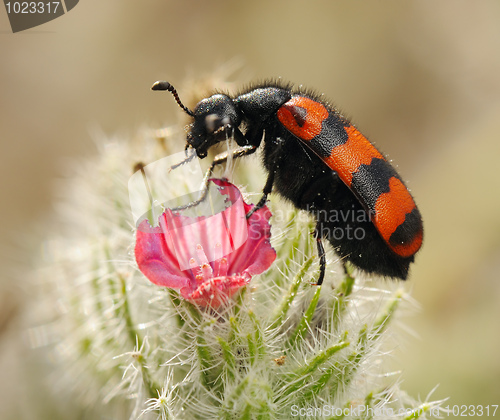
[151,81,194,116]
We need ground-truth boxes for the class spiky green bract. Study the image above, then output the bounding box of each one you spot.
[35,128,445,419]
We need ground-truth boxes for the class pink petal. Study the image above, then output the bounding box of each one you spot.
[227,205,276,277]
[210,179,276,277]
[135,220,191,289]
[135,179,276,306]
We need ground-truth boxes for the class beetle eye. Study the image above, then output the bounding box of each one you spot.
[205,114,219,133]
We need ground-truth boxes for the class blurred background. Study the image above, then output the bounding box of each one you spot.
[1,0,499,418]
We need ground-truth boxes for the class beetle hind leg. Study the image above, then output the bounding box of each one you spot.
[314,222,327,286]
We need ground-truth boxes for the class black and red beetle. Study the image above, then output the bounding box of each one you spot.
[152,80,423,284]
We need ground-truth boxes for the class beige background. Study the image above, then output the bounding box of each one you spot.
[1,1,500,418]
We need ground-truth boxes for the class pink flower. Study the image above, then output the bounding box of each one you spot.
[135,179,276,307]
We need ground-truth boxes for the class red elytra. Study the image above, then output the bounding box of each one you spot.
[277,96,422,259]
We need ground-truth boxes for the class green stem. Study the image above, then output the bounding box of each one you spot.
[280,338,350,399]
[247,332,257,366]
[166,289,185,328]
[270,256,314,331]
[196,319,218,389]
[217,336,235,381]
[331,270,355,330]
[372,289,403,340]
[329,290,403,399]
[222,376,250,419]
[119,273,159,399]
[228,316,241,348]
[103,241,159,398]
[287,284,322,350]
[284,334,350,401]
[248,310,265,360]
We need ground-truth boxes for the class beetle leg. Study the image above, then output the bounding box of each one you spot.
[314,222,327,286]
[245,136,284,218]
[170,144,257,211]
[245,169,275,219]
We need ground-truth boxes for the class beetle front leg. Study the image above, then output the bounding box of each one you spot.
[170,145,257,211]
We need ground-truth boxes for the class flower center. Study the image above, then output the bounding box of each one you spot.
[190,242,229,285]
